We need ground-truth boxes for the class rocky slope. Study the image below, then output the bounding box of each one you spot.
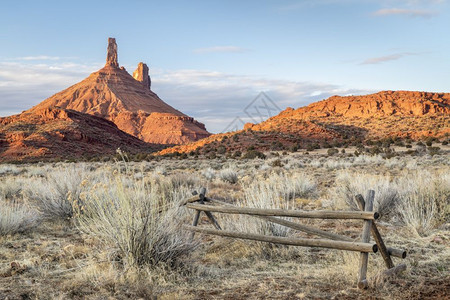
[159,90,450,155]
[0,107,156,162]
[28,38,210,144]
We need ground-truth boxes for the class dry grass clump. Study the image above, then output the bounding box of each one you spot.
[0,177,24,200]
[331,171,399,218]
[0,199,40,235]
[223,172,317,258]
[76,168,196,270]
[331,169,450,236]
[275,172,317,200]
[201,167,216,181]
[397,170,449,236]
[218,168,239,184]
[168,172,201,190]
[23,164,89,220]
[226,178,292,258]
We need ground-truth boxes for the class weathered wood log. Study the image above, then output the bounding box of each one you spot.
[185,197,408,259]
[388,248,407,259]
[355,194,394,269]
[210,198,354,241]
[179,195,201,206]
[189,188,207,239]
[358,190,374,289]
[190,210,201,240]
[204,211,222,230]
[373,264,407,286]
[186,203,379,220]
[183,225,378,252]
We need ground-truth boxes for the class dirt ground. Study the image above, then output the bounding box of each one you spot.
[0,154,449,299]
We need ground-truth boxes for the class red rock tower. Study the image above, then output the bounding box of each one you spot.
[26,37,211,144]
[106,37,119,67]
[133,62,151,90]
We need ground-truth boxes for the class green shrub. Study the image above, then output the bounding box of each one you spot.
[243,150,266,159]
[327,148,339,156]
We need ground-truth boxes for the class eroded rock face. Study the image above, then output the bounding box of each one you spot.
[0,107,156,162]
[158,90,450,155]
[27,37,210,144]
[106,37,119,67]
[300,91,450,118]
[133,62,151,90]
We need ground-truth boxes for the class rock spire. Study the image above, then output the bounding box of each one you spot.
[133,62,151,90]
[106,37,118,67]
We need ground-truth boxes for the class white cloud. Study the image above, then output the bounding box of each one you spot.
[16,55,61,61]
[373,8,437,17]
[0,61,371,134]
[360,52,418,64]
[151,69,372,132]
[0,61,101,115]
[193,46,248,54]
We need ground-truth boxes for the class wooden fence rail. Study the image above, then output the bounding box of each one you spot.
[181,188,407,290]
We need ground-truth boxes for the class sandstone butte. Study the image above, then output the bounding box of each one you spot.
[158,90,450,155]
[0,107,157,162]
[27,37,210,145]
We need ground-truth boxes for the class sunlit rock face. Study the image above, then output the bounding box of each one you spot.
[27,37,210,144]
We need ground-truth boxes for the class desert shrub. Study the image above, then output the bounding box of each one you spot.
[169,172,200,189]
[201,168,216,181]
[24,164,88,220]
[0,177,24,200]
[217,146,226,155]
[243,150,266,159]
[77,171,195,269]
[270,159,283,168]
[228,178,292,257]
[331,171,398,218]
[327,148,339,156]
[0,164,22,176]
[218,168,238,184]
[290,145,299,152]
[153,165,167,176]
[0,200,40,235]
[427,146,440,156]
[275,172,317,200]
[232,151,242,158]
[396,171,450,236]
[207,152,217,159]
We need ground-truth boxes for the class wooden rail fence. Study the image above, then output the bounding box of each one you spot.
[181,188,407,289]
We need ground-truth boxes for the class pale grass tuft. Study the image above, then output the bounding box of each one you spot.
[201,167,216,181]
[331,171,398,218]
[397,170,450,236]
[0,199,40,235]
[218,168,238,184]
[24,164,88,220]
[225,172,315,257]
[76,168,196,269]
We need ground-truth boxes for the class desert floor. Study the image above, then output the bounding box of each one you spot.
[0,151,449,299]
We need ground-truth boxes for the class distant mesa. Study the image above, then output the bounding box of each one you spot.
[28,37,210,144]
[158,90,450,156]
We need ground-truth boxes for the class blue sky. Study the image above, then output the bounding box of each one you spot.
[0,0,449,133]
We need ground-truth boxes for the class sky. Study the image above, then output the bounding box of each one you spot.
[0,0,449,133]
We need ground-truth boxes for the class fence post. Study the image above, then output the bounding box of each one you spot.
[190,188,206,239]
[355,194,395,269]
[190,188,221,240]
[358,190,374,289]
